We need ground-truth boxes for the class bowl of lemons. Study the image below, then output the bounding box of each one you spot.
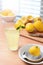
[0,9,15,22]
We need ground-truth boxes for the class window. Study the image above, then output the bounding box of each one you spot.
[19,0,41,17]
[0,0,43,17]
[40,0,43,18]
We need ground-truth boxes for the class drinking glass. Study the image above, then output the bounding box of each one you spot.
[5,27,19,51]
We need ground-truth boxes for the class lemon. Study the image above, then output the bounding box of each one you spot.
[0,9,14,16]
[33,20,43,32]
[8,12,14,16]
[27,15,33,21]
[25,23,35,32]
[29,46,40,56]
[0,10,8,16]
[34,17,42,22]
[14,19,25,29]
[21,16,28,24]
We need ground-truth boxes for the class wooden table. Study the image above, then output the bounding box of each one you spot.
[0,21,43,65]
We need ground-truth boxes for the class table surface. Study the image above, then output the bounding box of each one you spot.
[0,20,43,65]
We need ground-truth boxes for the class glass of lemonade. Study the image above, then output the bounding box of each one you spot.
[5,27,19,51]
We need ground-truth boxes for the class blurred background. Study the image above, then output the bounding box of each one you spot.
[0,0,43,18]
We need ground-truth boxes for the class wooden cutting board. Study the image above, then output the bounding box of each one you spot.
[20,29,43,43]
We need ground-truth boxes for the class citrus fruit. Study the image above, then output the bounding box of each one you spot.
[33,20,43,32]
[14,19,25,29]
[27,15,33,22]
[0,9,14,16]
[25,23,35,32]
[21,16,28,24]
[0,10,8,16]
[29,46,40,56]
[34,17,42,22]
[8,12,14,16]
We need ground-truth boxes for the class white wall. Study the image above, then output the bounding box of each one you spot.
[0,0,2,10]
[2,0,19,15]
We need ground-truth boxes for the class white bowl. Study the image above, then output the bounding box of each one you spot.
[0,15,15,22]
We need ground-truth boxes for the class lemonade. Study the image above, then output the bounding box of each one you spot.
[5,28,19,51]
